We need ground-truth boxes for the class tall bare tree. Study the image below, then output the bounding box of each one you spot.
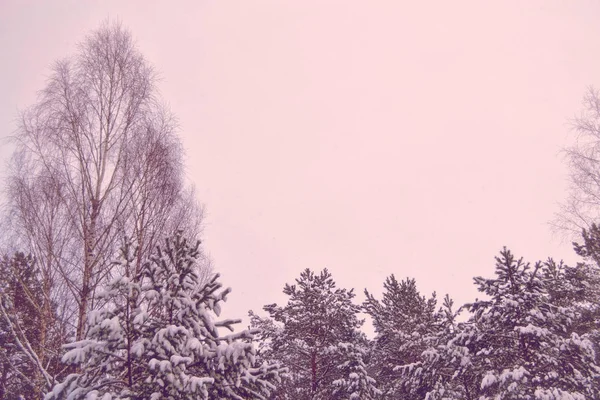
[2,20,208,354]
[554,87,600,237]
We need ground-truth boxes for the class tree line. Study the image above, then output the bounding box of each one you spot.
[247,238,600,399]
[1,21,599,399]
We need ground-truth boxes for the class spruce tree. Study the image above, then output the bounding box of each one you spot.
[469,249,599,399]
[420,249,600,399]
[46,233,282,399]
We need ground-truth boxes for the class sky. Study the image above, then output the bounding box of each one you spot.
[2,1,600,333]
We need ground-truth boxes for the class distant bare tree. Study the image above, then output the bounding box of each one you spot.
[2,20,208,352]
[554,87,600,237]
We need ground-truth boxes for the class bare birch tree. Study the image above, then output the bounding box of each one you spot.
[554,87,600,237]
[2,20,208,354]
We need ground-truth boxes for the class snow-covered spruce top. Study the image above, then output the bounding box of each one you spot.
[46,233,283,400]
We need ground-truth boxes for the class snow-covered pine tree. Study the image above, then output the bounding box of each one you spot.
[332,340,380,400]
[436,248,600,400]
[394,293,476,400]
[247,310,282,372]
[46,232,282,399]
[571,223,600,363]
[363,276,437,399]
[252,268,380,399]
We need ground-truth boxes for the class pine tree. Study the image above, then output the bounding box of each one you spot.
[331,340,380,399]
[46,233,282,399]
[363,276,437,399]
[395,293,474,399]
[252,268,380,399]
[571,223,600,363]
[425,248,600,399]
[403,249,600,400]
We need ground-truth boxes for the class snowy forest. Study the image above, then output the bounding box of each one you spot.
[1,21,600,400]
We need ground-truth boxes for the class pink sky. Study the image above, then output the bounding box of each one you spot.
[2,1,600,332]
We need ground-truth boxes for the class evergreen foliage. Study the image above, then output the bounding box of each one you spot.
[363,276,437,399]
[405,248,600,399]
[0,252,63,398]
[46,233,282,399]
[251,268,380,399]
